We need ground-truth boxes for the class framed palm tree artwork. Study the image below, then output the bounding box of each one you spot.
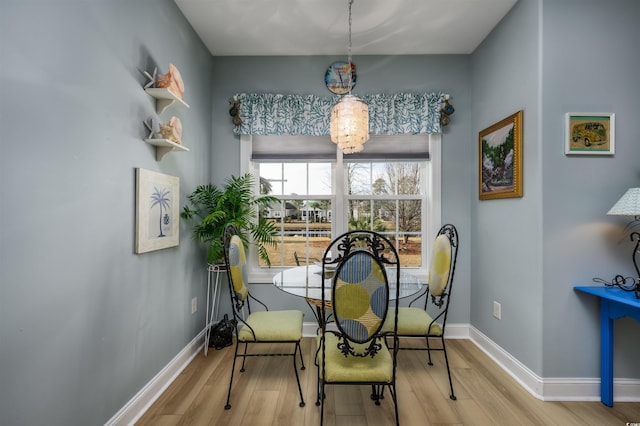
[135,168,180,253]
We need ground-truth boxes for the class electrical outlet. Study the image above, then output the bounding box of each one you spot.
[493,301,501,319]
[191,297,197,314]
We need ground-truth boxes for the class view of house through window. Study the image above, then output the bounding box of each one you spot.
[257,160,425,268]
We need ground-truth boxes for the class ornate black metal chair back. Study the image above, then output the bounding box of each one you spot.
[317,230,400,425]
[385,223,459,400]
[222,224,306,410]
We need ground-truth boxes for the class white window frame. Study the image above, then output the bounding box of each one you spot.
[240,134,441,283]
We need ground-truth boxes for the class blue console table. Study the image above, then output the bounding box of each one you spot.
[574,285,640,406]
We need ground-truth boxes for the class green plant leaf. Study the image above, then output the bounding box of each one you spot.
[181,173,278,266]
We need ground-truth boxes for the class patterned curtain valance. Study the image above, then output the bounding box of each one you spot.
[232,92,448,136]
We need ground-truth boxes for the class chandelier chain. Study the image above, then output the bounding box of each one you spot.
[330,0,369,154]
[347,0,354,94]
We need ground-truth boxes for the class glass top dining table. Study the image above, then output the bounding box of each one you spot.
[272,264,424,306]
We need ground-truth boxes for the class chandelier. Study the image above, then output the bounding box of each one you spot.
[330,0,369,154]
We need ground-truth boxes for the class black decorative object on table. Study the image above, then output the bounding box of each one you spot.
[593,231,640,299]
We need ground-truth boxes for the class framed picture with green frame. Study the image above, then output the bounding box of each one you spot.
[565,112,615,155]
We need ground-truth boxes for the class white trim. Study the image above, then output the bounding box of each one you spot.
[105,330,205,426]
[240,134,252,174]
[469,325,640,402]
[427,134,442,251]
[440,323,469,339]
[469,325,545,397]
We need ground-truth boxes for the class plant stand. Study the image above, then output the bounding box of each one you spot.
[204,263,226,357]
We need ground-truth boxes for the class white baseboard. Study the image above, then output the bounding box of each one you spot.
[303,321,322,337]
[469,325,545,397]
[469,325,640,402]
[105,329,206,426]
[110,322,639,424]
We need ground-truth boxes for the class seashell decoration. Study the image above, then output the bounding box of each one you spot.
[158,116,183,144]
[229,97,242,126]
[439,96,455,127]
[156,63,185,99]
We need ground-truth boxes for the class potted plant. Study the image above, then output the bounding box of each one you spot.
[181,173,279,266]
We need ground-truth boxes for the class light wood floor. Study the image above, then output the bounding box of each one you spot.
[136,338,639,425]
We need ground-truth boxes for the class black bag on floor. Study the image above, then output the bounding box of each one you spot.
[209,314,236,349]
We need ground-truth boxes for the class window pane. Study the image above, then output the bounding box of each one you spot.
[397,199,422,267]
[264,163,330,196]
[308,163,332,195]
[394,163,420,194]
[259,162,332,196]
[283,163,308,195]
[346,198,422,267]
[348,199,373,230]
[261,198,332,267]
[347,163,371,195]
[346,162,421,195]
[259,163,284,195]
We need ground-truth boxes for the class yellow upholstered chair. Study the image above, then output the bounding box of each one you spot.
[316,230,400,425]
[222,224,306,410]
[382,223,459,400]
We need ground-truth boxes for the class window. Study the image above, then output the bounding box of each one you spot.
[241,134,441,283]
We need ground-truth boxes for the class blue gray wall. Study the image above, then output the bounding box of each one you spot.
[471,0,544,374]
[540,0,640,378]
[0,1,213,424]
[471,0,640,380]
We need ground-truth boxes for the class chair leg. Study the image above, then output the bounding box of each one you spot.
[441,338,456,400]
[297,341,306,370]
[292,342,306,407]
[388,384,399,426]
[315,378,321,407]
[319,379,325,425]
[372,384,388,401]
[225,342,241,410]
[425,336,434,365]
[314,344,322,406]
[240,342,249,372]
[370,385,378,402]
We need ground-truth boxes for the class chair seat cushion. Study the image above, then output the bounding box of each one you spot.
[382,307,443,336]
[238,310,303,342]
[317,333,393,383]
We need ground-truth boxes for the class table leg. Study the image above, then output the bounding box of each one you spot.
[600,299,614,407]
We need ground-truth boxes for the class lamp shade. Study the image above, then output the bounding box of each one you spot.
[607,188,640,216]
[330,94,370,154]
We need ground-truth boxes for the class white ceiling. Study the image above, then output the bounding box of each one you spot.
[175,0,518,56]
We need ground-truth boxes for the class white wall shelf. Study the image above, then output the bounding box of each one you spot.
[144,138,190,161]
[145,88,190,115]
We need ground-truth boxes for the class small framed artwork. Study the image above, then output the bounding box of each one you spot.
[135,168,180,253]
[479,110,523,200]
[565,113,615,155]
